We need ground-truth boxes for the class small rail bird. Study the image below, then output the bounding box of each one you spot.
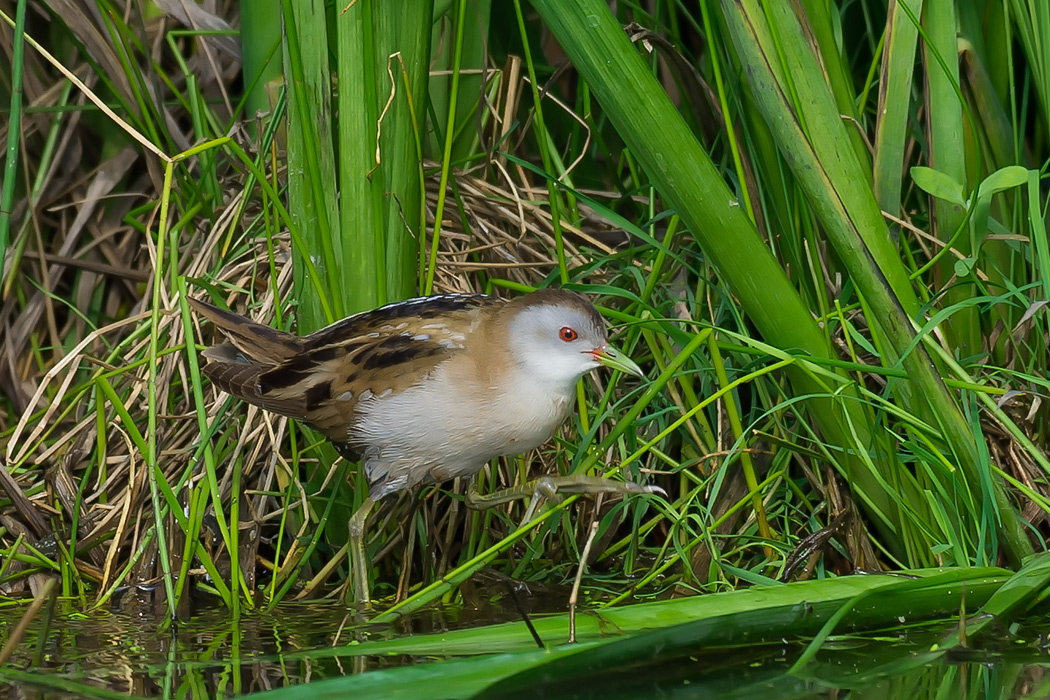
[189,289,660,607]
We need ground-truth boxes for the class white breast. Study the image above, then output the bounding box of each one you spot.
[350,363,574,498]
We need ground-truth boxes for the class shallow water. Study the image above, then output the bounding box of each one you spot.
[0,597,530,698]
[2,600,1049,699]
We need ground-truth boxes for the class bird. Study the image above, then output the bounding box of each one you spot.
[188,288,661,607]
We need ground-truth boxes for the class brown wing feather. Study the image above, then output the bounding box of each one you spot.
[202,360,310,418]
[190,294,505,449]
[257,296,505,442]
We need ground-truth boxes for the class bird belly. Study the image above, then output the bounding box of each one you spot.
[350,366,572,497]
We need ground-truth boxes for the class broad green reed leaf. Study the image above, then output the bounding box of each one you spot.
[248,569,1009,700]
[874,0,923,214]
[281,0,341,327]
[938,551,1050,647]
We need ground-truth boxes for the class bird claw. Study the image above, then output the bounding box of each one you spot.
[638,483,668,498]
[532,477,562,502]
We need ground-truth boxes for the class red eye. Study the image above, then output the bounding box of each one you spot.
[559,327,578,342]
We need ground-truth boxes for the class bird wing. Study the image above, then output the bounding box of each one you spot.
[260,294,503,442]
[191,294,505,450]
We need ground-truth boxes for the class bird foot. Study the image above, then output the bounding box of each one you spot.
[466,474,664,516]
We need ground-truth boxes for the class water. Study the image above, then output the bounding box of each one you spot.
[2,601,1049,699]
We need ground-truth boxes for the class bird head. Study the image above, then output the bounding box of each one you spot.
[506,290,643,393]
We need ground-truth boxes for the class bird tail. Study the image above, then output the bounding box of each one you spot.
[188,297,309,418]
[188,298,303,363]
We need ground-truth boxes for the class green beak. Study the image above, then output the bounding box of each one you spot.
[593,343,645,378]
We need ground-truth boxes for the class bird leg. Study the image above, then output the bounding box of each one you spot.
[346,496,377,609]
[465,475,664,524]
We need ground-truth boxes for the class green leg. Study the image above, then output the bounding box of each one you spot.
[346,496,377,609]
[465,475,665,523]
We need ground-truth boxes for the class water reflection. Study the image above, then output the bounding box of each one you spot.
[1,602,1049,699]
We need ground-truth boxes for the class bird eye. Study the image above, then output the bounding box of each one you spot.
[559,327,578,342]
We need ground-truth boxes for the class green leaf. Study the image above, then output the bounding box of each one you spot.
[245,569,1008,700]
[910,166,967,206]
[977,165,1029,200]
[954,257,976,277]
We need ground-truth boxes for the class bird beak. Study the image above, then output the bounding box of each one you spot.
[592,343,645,378]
